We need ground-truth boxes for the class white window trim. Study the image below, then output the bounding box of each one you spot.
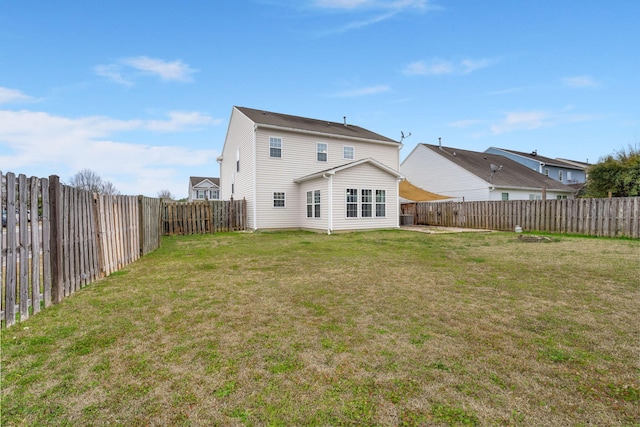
[343,145,355,160]
[306,190,321,218]
[273,192,286,208]
[376,190,386,218]
[317,143,328,162]
[269,136,283,159]
[346,188,387,219]
[346,188,358,218]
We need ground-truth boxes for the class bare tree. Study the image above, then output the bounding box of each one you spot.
[101,181,121,196]
[68,169,120,195]
[157,189,174,200]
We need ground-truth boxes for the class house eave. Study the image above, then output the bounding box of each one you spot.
[255,123,400,147]
[294,158,404,183]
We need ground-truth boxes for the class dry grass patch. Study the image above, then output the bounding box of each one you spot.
[2,230,639,426]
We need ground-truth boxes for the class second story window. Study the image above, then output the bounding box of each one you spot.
[317,143,328,162]
[343,145,354,160]
[270,137,282,158]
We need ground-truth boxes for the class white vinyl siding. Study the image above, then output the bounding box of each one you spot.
[401,145,489,201]
[253,127,399,230]
[331,162,399,231]
[219,108,255,205]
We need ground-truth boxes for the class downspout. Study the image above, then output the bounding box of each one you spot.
[252,125,258,230]
[323,173,333,235]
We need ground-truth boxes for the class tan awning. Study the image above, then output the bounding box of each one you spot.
[399,180,452,201]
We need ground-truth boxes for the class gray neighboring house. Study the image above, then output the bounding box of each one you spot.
[485,147,588,185]
[401,144,576,201]
[187,177,220,202]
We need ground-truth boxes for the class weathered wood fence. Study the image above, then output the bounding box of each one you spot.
[162,199,247,236]
[401,197,640,238]
[1,172,163,328]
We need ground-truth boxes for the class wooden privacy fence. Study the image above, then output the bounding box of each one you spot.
[1,172,163,328]
[401,197,640,238]
[163,199,247,236]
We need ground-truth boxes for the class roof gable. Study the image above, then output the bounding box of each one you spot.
[423,144,574,191]
[294,158,403,183]
[190,176,220,187]
[235,106,399,145]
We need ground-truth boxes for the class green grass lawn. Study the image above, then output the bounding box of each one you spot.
[2,230,639,426]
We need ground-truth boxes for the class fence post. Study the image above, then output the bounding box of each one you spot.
[229,197,235,231]
[49,175,64,304]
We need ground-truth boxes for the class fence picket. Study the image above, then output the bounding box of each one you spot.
[402,197,639,238]
[1,171,167,328]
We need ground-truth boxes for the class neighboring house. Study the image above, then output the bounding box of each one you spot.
[187,177,220,202]
[401,144,575,201]
[218,106,404,233]
[485,147,588,184]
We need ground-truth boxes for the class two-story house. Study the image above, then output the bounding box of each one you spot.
[484,147,588,184]
[218,106,404,233]
[187,177,220,202]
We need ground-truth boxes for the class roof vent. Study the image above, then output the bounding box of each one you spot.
[531,149,537,156]
[343,116,347,127]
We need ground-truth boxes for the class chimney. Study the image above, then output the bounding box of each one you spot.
[438,137,442,149]
[343,116,347,126]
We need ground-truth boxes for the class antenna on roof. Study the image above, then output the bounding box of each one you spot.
[400,131,411,143]
[489,163,503,182]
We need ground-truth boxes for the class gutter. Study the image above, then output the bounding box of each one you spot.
[322,173,333,235]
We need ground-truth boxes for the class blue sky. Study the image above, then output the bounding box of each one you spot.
[1,0,637,198]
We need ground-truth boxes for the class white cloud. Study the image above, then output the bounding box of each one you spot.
[95,56,197,85]
[123,56,197,82]
[489,108,599,135]
[447,119,483,128]
[330,85,390,97]
[312,0,428,10]
[562,75,598,88]
[0,87,36,104]
[403,57,493,76]
[310,0,434,34]
[147,111,223,132]
[94,64,133,87]
[403,59,453,76]
[0,109,221,197]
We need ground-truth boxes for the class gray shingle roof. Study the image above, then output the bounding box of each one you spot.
[490,147,584,170]
[235,106,399,144]
[423,144,575,191]
[190,176,219,187]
